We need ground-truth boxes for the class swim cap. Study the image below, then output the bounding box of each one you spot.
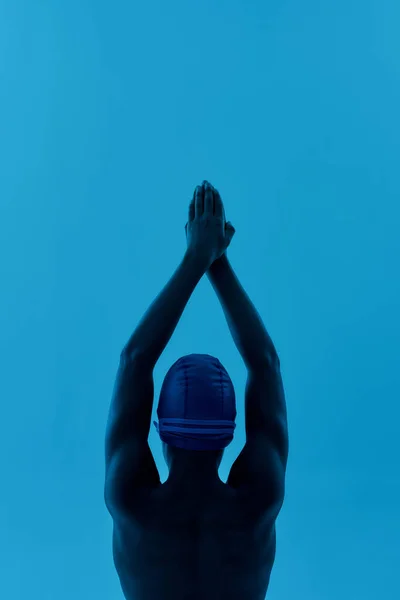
[153,354,236,451]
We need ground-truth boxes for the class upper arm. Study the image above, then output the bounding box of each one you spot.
[227,357,289,511]
[104,353,160,517]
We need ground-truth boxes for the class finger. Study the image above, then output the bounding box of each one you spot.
[212,185,224,219]
[194,185,203,217]
[188,191,195,222]
[203,181,214,215]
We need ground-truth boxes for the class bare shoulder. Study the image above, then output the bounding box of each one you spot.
[127,478,277,541]
[113,475,280,526]
[226,360,289,520]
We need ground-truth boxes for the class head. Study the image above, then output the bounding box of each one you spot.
[154,353,236,480]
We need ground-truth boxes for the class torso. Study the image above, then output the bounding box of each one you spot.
[111,477,278,600]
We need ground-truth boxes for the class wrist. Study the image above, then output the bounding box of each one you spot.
[183,248,211,274]
[207,252,229,275]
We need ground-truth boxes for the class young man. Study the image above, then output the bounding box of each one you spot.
[104,181,289,600]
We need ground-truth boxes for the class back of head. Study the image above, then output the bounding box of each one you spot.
[154,353,237,451]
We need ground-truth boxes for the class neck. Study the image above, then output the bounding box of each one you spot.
[167,472,221,490]
[168,458,220,485]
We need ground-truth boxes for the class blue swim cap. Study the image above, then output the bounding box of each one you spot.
[153,354,236,451]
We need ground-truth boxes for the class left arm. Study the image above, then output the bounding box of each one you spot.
[122,248,208,364]
[104,249,208,515]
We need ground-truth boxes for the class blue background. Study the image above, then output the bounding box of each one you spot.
[1,1,399,598]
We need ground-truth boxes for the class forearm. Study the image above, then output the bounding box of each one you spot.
[207,254,278,369]
[122,250,208,366]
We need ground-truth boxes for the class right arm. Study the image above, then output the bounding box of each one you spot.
[207,254,288,508]
[207,253,279,370]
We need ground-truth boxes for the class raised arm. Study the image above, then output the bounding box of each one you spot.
[122,181,234,365]
[105,182,234,516]
[205,183,288,510]
[121,249,207,364]
[105,249,208,517]
[208,254,288,508]
[207,253,280,370]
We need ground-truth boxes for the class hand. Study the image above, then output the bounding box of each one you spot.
[185,181,235,268]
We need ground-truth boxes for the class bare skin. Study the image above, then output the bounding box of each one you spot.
[104,182,289,600]
[111,471,279,600]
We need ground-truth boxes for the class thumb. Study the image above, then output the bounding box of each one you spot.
[225,221,236,243]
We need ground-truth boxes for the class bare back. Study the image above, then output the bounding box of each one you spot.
[111,477,277,600]
[106,357,288,600]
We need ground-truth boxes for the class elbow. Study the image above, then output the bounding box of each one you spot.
[264,349,280,364]
[120,346,155,370]
[120,346,144,365]
[249,349,280,371]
